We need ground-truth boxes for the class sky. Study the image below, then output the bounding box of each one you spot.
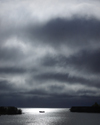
[0,0,100,108]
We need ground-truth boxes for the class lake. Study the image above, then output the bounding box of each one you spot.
[0,108,100,125]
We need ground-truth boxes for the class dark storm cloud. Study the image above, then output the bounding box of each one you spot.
[1,89,99,107]
[42,54,67,66]
[68,49,100,74]
[26,85,65,97]
[0,46,25,62]
[0,67,26,74]
[0,79,17,99]
[19,89,94,99]
[36,48,100,89]
[27,18,100,47]
[42,48,100,74]
[0,80,12,90]
[1,17,100,49]
[34,72,100,88]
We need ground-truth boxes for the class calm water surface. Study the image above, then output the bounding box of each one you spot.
[0,108,100,125]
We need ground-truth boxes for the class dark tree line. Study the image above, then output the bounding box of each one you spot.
[0,106,22,115]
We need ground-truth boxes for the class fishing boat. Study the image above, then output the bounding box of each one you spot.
[39,111,45,113]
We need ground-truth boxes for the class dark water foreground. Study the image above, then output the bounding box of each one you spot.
[0,106,22,115]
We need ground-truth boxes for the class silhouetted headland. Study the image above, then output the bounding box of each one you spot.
[70,102,100,113]
[0,106,22,115]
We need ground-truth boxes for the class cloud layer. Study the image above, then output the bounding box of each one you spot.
[0,0,100,107]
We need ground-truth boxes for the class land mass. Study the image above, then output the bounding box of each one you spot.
[70,102,100,113]
[0,106,22,115]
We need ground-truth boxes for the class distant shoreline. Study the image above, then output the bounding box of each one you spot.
[70,106,100,113]
[70,102,100,113]
[0,106,22,115]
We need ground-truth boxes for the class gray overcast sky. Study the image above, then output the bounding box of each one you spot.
[0,0,100,107]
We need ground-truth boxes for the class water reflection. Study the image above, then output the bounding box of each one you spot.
[0,108,100,125]
[21,108,69,125]
[22,108,67,114]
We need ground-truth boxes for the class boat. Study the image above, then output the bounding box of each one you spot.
[39,111,45,113]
